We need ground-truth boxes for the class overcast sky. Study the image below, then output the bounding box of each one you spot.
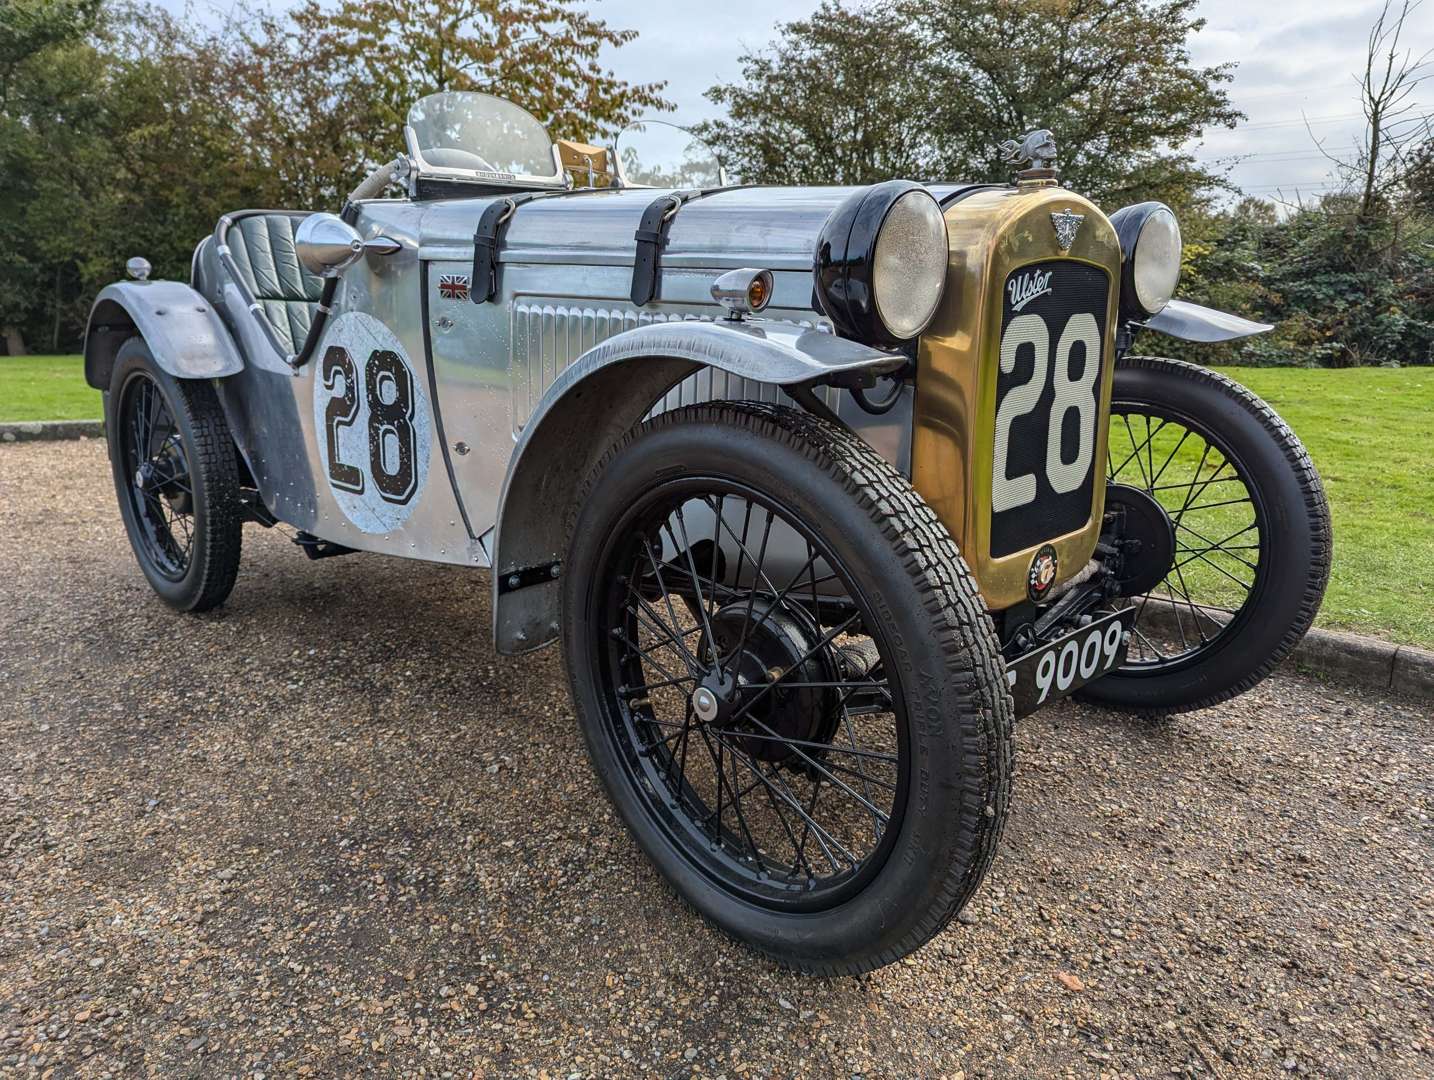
[179,0,1432,199]
[589,0,1432,198]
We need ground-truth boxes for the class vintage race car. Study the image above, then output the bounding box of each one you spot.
[84,91,1331,974]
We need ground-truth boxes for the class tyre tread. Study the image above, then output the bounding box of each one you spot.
[110,338,243,612]
[172,376,244,612]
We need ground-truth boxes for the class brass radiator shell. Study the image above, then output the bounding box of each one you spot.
[912,186,1123,611]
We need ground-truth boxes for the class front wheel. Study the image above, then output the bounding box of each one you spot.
[1077,356,1331,713]
[562,402,1012,975]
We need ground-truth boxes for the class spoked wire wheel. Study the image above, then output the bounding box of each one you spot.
[594,478,903,909]
[105,337,243,612]
[563,402,1011,973]
[118,368,197,580]
[1105,401,1264,669]
[1079,356,1330,713]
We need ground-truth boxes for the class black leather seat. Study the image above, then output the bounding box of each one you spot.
[221,214,325,355]
[193,212,324,357]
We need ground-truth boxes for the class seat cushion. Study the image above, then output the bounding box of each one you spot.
[226,214,325,354]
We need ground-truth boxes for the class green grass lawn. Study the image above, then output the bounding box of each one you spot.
[0,355,100,421]
[1,355,1430,646]
[1212,366,1433,649]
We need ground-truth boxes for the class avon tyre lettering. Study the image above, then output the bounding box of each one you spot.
[312,311,431,534]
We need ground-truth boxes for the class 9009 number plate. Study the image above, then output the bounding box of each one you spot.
[1006,608,1132,715]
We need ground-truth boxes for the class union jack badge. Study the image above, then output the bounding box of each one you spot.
[438,274,471,301]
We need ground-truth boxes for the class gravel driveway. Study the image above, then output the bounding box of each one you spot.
[1,440,1429,1079]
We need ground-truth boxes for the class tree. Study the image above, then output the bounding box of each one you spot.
[1340,0,1431,220]
[1408,139,1434,212]
[700,2,934,185]
[0,0,102,352]
[701,0,1241,211]
[0,2,315,355]
[0,0,98,110]
[283,0,670,153]
[906,0,1241,209]
[0,0,671,353]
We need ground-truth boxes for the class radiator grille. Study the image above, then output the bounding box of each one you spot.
[990,260,1110,559]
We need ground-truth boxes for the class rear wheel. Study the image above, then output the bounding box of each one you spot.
[106,338,243,612]
[1077,356,1331,713]
[562,402,1012,975]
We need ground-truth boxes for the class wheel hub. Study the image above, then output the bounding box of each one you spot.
[1103,483,1177,598]
[690,686,720,722]
[135,439,193,514]
[698,598,839,763]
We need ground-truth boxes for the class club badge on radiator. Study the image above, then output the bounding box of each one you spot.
[1028,544,1059,602]
[1050,209,1084,252]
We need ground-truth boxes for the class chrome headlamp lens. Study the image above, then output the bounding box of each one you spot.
[1109,201,1182,319]
[872,190,949,340]
[814,180,949,345]
[1132,207,1181,315]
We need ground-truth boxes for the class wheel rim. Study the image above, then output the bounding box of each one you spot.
[1105,400,1269,673]
[118,371,195,581]
[587,478,908,911]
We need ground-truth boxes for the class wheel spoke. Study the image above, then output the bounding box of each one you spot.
[637,543,706,675]
[714,507,778,677]
[718,704,891,826]
[120,373,199,580]
[710,728,897,763]
[621,671,699,697]
[1108,400,1268,674]
[612,626,690,689]
[599,479,900,901]
[671,508,718,656]
[1148,427,1192,488]
[698,725,763,861]
[719,737,859,872]
[725,612,862,725]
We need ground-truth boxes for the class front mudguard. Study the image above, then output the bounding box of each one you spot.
[83,280,245,392]
[1141,299,1272,343]
[489,319,907,654]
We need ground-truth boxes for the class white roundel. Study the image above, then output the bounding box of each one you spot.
[311,311,431,534]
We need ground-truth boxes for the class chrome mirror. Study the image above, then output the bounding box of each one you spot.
[296,214,403,276]
[295,213,365,277]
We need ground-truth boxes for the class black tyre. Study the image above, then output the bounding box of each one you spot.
[562,401,1012,975]
[1077,356,1331,713]
[106,337,243,612]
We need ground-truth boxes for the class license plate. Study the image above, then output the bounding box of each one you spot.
[1005,608,1132,715]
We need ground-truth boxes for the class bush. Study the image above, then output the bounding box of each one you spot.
[1166,195,1434,367]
